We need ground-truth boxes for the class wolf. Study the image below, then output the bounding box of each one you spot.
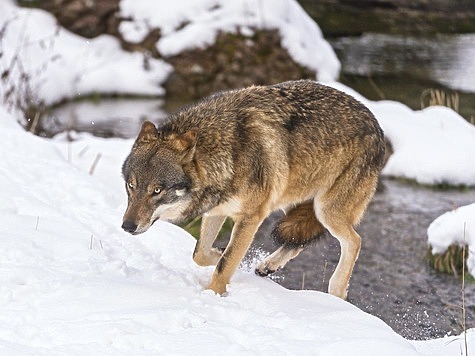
[121,80,385,299]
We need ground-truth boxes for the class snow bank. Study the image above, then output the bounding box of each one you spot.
[1,103,465,355]
[374,104,475,187]
[0,0,171,107]
[119,0,340,81]
[327,82,475,187]
[428,203,475,276]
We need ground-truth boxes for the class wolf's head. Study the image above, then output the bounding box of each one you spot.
[121,121,198,235]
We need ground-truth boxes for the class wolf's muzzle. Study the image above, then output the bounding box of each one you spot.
[122,221,138,234]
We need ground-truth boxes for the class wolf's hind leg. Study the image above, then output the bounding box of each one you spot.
[315,171,378,300]
[193,214,226,266]
[256,201,325,276]
[256,244,304,276]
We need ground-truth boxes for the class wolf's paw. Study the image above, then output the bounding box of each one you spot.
[207,280,227,296]
[193,247,224,266]
[255,264,276,277]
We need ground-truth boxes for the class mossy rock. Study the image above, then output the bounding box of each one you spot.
[163,30,316,101]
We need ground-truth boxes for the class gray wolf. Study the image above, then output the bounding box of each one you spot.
[121,80,385,299]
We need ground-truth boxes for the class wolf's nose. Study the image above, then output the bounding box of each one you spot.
[122,221,137,234]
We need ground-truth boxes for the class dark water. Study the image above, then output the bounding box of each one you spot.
[330,33,475,122]
[331,33,475,93]
[39,98,167,139]
[246,179,475,340]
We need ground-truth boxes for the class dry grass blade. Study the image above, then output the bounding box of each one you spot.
[421,88,460,113]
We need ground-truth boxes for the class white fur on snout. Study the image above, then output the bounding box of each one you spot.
[150,198,192,223]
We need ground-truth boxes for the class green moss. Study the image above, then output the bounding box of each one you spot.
[180,217,233,240]
[17,0,42,8]
[384,176,472,191]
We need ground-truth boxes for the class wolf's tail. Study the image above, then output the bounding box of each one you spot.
[272,201,325,247]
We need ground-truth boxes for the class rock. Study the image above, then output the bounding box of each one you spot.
[163,30,315,100]
[19,0,120,39]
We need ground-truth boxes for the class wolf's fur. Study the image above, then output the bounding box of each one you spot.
[122,80,385,299]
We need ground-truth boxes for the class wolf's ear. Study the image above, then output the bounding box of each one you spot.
[169,128,198,160]
[133,121,159,148]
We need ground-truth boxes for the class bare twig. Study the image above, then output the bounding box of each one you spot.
[78,145,89,158]
[321,260,328,291]
[29,111,40,134]
[367,74,385,100]
[68,142,72,163]
[462,222,468,356]
[89,153,102,175]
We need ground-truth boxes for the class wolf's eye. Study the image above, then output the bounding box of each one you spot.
[153,188,162,195]
[127,182,134,189]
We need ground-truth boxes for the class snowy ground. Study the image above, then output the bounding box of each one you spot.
[0,105,473,356]
[1,0,475,354]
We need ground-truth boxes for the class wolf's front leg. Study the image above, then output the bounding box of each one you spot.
[207,215,262,295]
[193,214,227,266]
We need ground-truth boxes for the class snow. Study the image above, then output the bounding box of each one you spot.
[376,103,475,187]
[0,0,171,107]
[119,0,340,82]
[428,203,475,276]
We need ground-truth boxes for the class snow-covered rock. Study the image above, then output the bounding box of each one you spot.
[119,0,340,81]
[428,203,475,277]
